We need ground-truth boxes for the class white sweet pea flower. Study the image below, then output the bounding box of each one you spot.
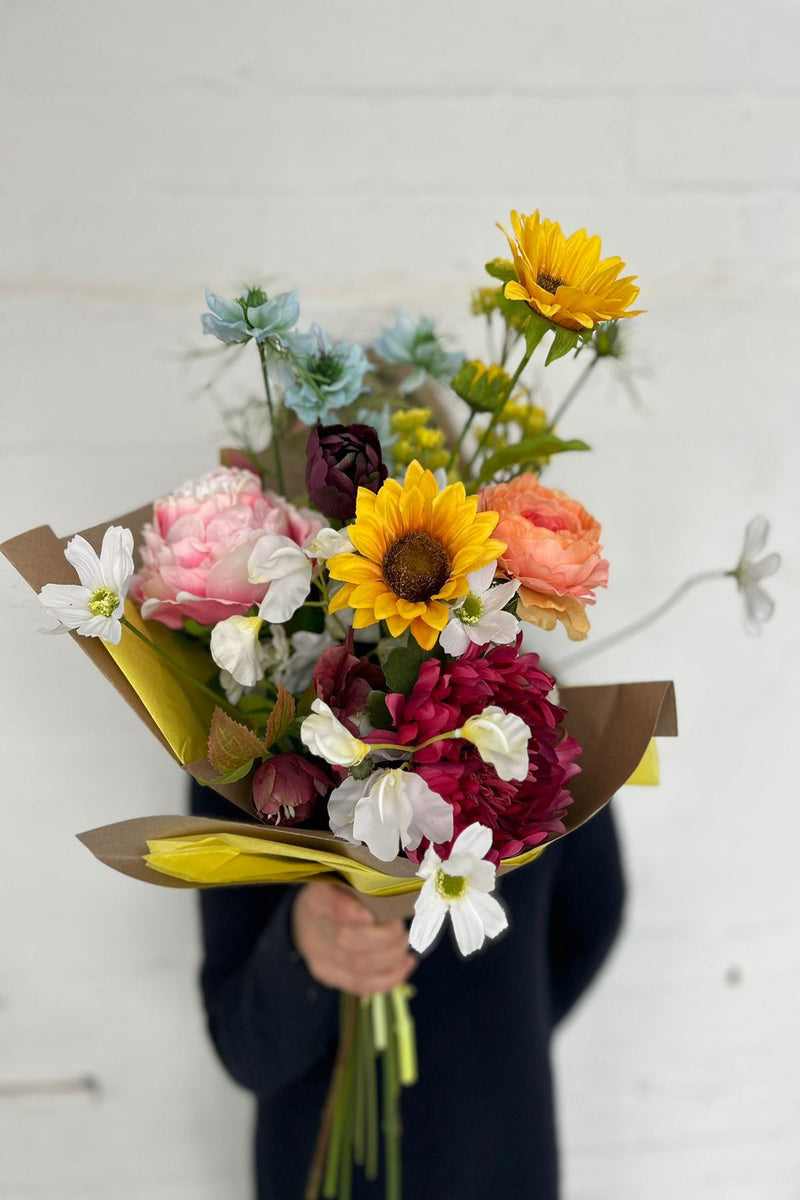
[38,526,135,646]
[210,615,265,687]
[277,629,337,693]
[409,823,508,956]
[306,527,354,561]
[301,699,369,767]
[731,515,781,634]
[439,562,520,656]
[457,706,530,781]
[248,534,313,623]
[328,768,454,862]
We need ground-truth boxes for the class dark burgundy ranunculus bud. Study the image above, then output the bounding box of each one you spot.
[312,630,385,733]
[252,753,332,825]
[305,423,387,520]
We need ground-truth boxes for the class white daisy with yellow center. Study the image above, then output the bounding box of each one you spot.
[38,526,135,646]
[409,823,508,957]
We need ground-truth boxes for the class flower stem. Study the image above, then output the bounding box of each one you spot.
[382,999,402,1200]
[119,617,232,713]
[307,993,360,1200]
[554,569,730,673]
[367,731,456,757]
[256,341,287,495]
[547,353,598,431]
[362,1001,379,1180]
[466,343,534,475]
[446,408,477,473]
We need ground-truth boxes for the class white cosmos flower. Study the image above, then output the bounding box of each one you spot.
[219,624,291,704]
[457,706,530,781]
[248,534,312,623]
[306,527,354,561]
[409,823,508,956]
[439,562,520,656]
[38,526,135,646]
[328,768,454,862]
[301,699,369,767]
[731,515,781,634]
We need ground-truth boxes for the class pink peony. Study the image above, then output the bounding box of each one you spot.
[382,640,580,863]
[131,467,326,629]
[479,474,609,641]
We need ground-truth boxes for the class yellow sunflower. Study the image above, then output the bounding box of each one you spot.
[500,209,643,331]
[328,461,506,651]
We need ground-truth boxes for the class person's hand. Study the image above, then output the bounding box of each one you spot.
[291,880,416,996]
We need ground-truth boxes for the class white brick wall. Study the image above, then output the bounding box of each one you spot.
[1,2,797,1197]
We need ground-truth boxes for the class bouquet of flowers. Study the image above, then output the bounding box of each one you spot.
[3,208,686,1200]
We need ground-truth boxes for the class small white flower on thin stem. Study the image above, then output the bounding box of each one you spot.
[439,562,520,656]
[306,527,354,562]
[248,534,312,623]
[409,823,508,957]
[38,526,135,646]
[731,515,781,634]
[328,768,454,862]
[301,699,369,767]
[278,629,337,694]
[457,706,530,781]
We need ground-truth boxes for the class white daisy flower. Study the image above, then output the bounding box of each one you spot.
[409,823,508,956]
[38,526,135,646]
[327,768,453,863]
[439,562,520,656]
[731,515,781,634]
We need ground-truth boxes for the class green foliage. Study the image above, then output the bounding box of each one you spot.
[479,435,591,483]
[366,690,393,731]
[383,642,429,696]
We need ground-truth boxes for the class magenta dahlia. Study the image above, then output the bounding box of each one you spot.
[384,640,580,863]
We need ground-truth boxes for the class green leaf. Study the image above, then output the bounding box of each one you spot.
[366,690,393,730]
[383,642,429,696]
[196,758,255,787]
[207,707,265,774]
[524,312,553,356]
[545,325,581,365]
[479,436,591,483]
[484,257,517,284]
[263,685,296,750]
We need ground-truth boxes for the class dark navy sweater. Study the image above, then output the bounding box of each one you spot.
[190,781,625,1200]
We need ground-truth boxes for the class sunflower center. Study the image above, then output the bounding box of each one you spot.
[88,586,120,617]
[536,271,567,295]
[435,869,467,901]
[382,532,450,603]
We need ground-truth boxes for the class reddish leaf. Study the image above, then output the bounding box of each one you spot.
[207,707,265,774]
[264,686,296,750]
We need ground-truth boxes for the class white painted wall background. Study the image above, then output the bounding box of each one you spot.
[0,2,797,1197]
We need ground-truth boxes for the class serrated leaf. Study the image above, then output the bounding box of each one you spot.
[366,690,393,730]
[263,685,296,750]
[207,707,265,774]
[484,257,517,284]
[196,758,255,787]
[479,436,591,483]
[545,326,581,365]
[383,642,429,695]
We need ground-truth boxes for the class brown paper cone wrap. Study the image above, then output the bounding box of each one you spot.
[3,506,676,921]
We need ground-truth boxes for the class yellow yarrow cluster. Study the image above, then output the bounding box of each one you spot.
[390,407,449,471]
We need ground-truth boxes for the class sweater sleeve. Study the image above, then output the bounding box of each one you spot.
[547,802,626,1025]
[189,780,339,1100]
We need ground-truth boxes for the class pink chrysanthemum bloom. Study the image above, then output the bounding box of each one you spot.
[383,640,580,863]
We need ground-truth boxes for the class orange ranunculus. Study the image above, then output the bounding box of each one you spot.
[478,475,609,641]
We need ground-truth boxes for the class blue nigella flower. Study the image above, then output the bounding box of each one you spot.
[373,313,464,393]
[283,325,370,425]
[202,287,299,345]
